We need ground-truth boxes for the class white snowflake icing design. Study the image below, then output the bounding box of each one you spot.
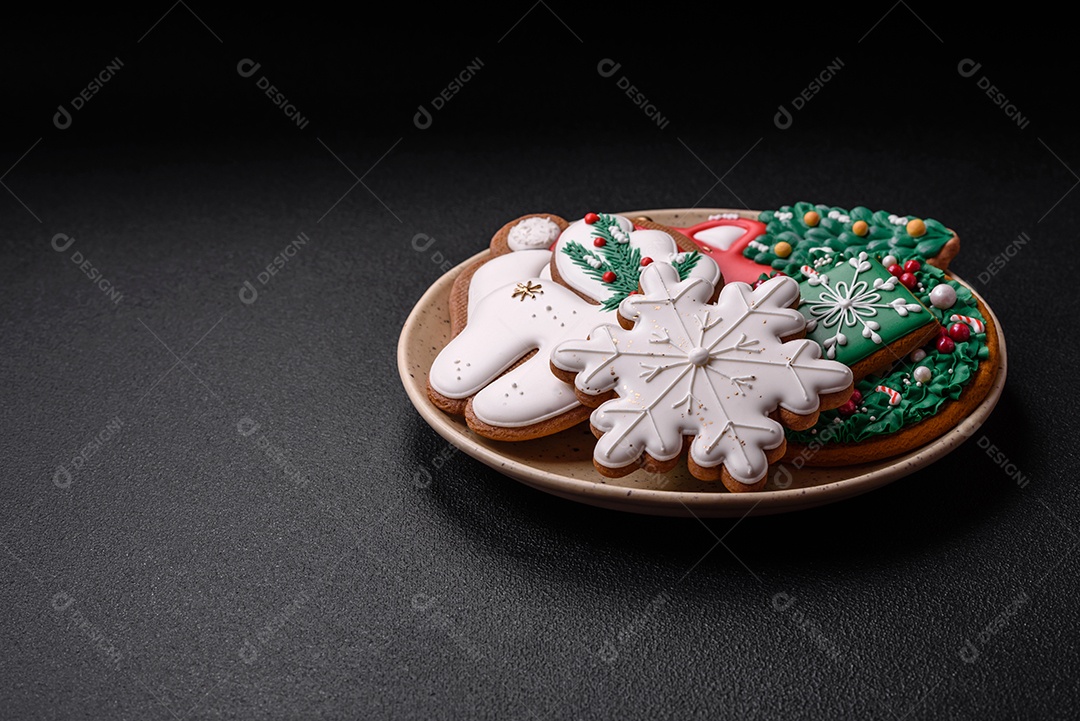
[551,264,852,485]
[805,252,924,359]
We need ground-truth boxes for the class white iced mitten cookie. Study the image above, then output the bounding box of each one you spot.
[443,213,569,336]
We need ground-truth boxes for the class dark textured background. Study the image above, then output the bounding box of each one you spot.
[3,6,1078,720]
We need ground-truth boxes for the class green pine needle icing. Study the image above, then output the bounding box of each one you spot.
[561,214,703,312]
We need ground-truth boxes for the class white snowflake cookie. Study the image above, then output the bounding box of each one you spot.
[550,262,853,492]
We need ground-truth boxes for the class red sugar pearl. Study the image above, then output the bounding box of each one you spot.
[593,237,606,247]
[850,390,863,405]
[899,272,918,289]
[584,212,600,225]
[888,264,904,277]
[903,259,922,273]
[602,271,617,283]
[948,322,971,342]
[937,336,956,354]
[640,257,653,266]
[837,400,857,417]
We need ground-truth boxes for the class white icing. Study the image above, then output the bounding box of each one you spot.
[430,279,607,427]
[551,264,852,485]
[609,225,630,244]
[506,216,561,251]
[692,224,745,252]
[553,215,721,302]
[467,250,551,317]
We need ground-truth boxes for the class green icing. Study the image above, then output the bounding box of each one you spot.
[671,249,701,280]
[787,263,989,445]
[562,213,700,312]
[750,201,955,282]
[798,254,934,366]
[735,202,980,445]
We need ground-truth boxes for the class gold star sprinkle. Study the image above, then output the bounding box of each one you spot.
[511,280,544,301]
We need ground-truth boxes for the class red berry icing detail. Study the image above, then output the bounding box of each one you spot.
[850,390,863,405]
[602,271,617,283]
[584,212,600,225]
[640,257,653,266]
[837,400,857,417]
[899,272,918,289]
[903,259,921,273]
[752,279,765,289]
[888,264,903,277]
[593,237,606,247]
[948,323,971,342]
[937,336,956,353]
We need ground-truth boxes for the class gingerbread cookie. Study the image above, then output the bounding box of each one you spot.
[548,212,720,309]
[797,252,941,381]
[446,213,569,335]
[783,252,998,465]
[550,263,853,493]
[427,212,722,440]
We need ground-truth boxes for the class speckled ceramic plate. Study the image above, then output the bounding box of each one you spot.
[397,208,1007,517]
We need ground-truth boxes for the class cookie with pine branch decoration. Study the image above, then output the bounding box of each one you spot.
[550,212,720,315]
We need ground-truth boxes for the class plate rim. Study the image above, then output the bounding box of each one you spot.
[397,209,1007,516]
